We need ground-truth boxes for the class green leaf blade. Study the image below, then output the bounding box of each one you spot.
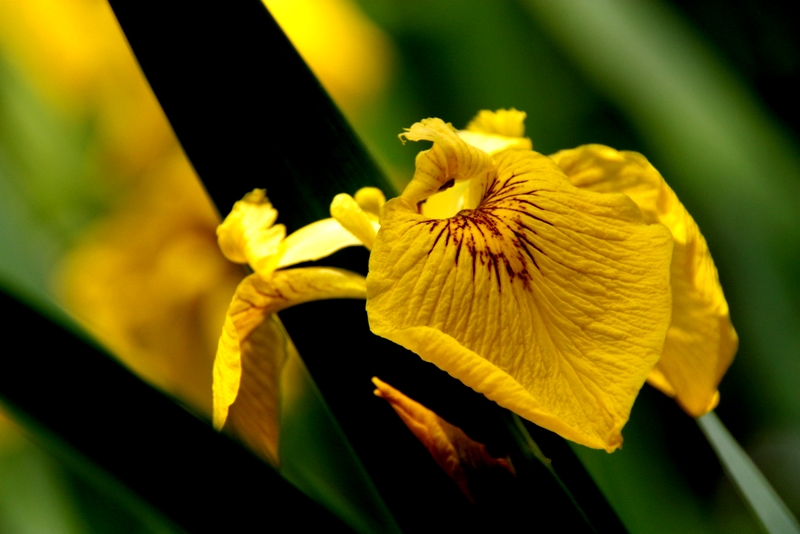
[698,413,800,534]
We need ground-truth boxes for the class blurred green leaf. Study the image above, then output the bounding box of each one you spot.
[699,412,800,534]
[0,442,86,534]
[0,57,98,304]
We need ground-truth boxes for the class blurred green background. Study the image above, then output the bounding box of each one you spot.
[0,0,798,532]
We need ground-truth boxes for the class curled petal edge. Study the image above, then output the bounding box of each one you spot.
[213,267,367,465]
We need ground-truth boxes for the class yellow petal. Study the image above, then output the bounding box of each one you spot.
[420,179,472,220]
[278,218,362,269]
[354,186,386,219]
[466,108,528,138]
[217,189,286,276]
[551,145,738,416]
[457,130,532,156]
[367,147,673,451]
[398,118,495,205]
[213,268,367,464]
[330,193,380,249]
[372,377,515,503]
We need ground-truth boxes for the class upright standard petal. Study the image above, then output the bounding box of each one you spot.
[330,193,380,250]
[458,108,533,156]
[217,189,286,276]
[551,145,738,416]
[213,268,366,465]
[398,118,495,205]
[367,127,673,451]
[466,108,528,138]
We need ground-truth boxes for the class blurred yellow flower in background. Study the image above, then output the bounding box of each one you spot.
[57,153,243,415]
[0,0,173,177]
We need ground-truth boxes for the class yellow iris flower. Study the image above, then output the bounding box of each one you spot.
[212,188,384,465]
[366,110,736,451]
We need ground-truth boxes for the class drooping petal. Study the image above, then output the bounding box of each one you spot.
[398,118,495,205]
[213,268,367,465]
[330,193,380,249]
[217,189,286,276]
[372,377,515,503]
[367,138,673,450]
[551,145,738,416]
[278,218,363,269]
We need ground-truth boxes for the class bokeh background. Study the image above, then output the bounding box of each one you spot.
[0,0,798,532]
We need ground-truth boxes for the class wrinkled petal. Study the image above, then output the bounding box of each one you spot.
[466,108,528,138]
[278,218,363,269]
[213,268,367,465]
[354,187,386,219]
[372,377,515,503]
[368,135,673,451]
[398,118,495,205]
[217,189,286,276]
[330,193,380,249]
[551,145,738,416]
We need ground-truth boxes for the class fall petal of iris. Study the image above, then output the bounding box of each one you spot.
[551,145,738,416]
[213,268,367,465]
[367,148,673,451]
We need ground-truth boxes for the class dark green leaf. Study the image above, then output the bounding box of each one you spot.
[0,288,351,532]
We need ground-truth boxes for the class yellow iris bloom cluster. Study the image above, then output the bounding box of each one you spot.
[212,188,384,465]
[214,109,736,458]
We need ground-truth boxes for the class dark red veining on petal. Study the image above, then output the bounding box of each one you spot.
[419,169,554,289]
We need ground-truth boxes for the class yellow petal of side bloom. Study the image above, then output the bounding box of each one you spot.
[217,189,286,276]
[213,267,366,465]
[367,125,674,451]
[354,186,386,218]
[277,218,364,269]
[551,145,738,417]
[276,187,385,268]
[372,377,515,503]
[330,193,380,250]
